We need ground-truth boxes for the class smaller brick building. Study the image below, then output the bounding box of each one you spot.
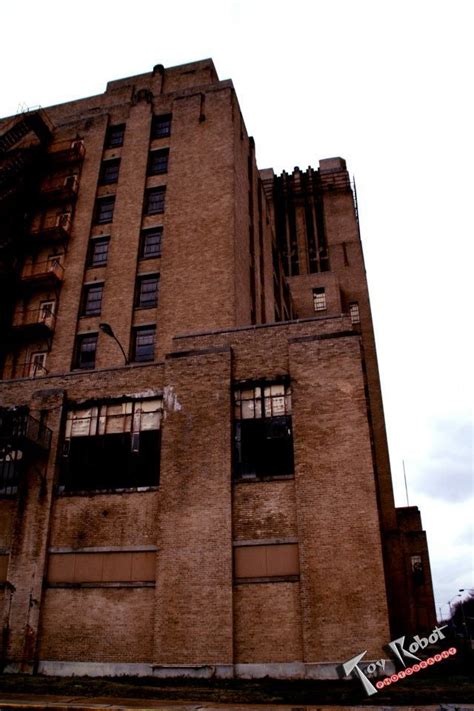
[0,59,435,678]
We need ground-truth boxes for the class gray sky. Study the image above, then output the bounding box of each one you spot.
[2,0,472,618]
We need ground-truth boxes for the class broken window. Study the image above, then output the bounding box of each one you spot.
[60,398,162,492]
[234,382,294,480]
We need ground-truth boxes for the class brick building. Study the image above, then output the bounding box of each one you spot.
[0,59,435,678]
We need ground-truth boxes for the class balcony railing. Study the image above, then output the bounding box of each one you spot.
[47,139,85,165]
[2,360,48,380]
[26,212,72,246]
[20,258,64,286]
[11,306,56,335]
[0,408,52,452]
[39,175,79,204]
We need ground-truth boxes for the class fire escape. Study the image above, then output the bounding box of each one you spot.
[0,110,85,379]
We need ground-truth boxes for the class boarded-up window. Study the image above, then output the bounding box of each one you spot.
[47,551,156,583]
[234,543,299,580]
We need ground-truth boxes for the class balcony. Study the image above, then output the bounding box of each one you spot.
[20,258,64,289]
[25,212,72,248]
[38,175,79,205]
[47,139,85,166]
[0,408,52,495]
[11,305,56,339]
[2,360,48,380]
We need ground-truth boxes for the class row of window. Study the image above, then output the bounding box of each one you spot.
[88,226,162,267]
[94,186,166,225]
[312,287,361,324]
[59,384,292,492]
[75,325,156,369]
[81,274,159,318]
[104,114,172,150]
[98,149,169,187]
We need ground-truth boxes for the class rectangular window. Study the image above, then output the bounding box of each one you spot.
[349,301,360,324]
[140,227,162,259]
[151,114,171,139]
[99,159,120,185]
[29,352,47,377]
[234,382,294,480]
[105,124,125,149]
[411,555,425,586]
[147,149,169,176]
[234,543,300,581]
[94,196,115,224]
[144,187,165,215]
[132,326,156,362]
[313,287,326,312]
[88,237,109,267]
[82,284,104,316]
[136,275,159,308]
[74,333,98,370]
[60,398,162,491]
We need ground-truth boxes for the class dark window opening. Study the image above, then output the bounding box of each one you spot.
[60,400,162,492]
[132,326,156,362]
[234,383,294,480]
[136,275,159,308]
[144,187,165,215]
[82,284,104,316]
[151,114,172,139]
[99,159,120,185]
[74,334,97,370]
[148,149,169,175]
[94,196,115,224]
[411,555,425,586]
[0,445,22,496]
[88,237,109,267]
[140,227,162,258]
[105,124,125,149]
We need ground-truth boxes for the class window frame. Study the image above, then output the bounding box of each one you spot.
[135,274,160,309]
[82,283,104,317]
[94,196,115,225]
[88,237,110,268]
[105,124,125,149]
[74,333,98,370]
[99,158,120,185]
[144,187,166,216]
[132,326,156,363]
[233,381,294,481]
[140,227,162,259]
[147,149,169,176]
[151,114,172,140]
[312,287,327,312]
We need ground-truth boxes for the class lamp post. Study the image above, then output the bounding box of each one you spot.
[99,323,129,365]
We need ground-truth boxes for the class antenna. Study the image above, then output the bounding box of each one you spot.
[403,459,410,506]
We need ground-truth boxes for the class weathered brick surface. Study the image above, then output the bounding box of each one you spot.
[0,58,435,673]
[38,587,154,662]
[234,582,303,662]
[233,480,297,541]
[49,492,159,549]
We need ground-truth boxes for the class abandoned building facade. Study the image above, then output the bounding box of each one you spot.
[0,59,436,678]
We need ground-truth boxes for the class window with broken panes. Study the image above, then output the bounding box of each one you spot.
[233,382,294,479]
[60,398,162,492]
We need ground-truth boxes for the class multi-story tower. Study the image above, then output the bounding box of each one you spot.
[0,59,435,678]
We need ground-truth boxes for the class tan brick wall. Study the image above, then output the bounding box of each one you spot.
[233,480,297,541]
[234,582,303,662]
[38,587,154,662]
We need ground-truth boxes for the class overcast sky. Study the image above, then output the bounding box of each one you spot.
[1,0,472,618]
